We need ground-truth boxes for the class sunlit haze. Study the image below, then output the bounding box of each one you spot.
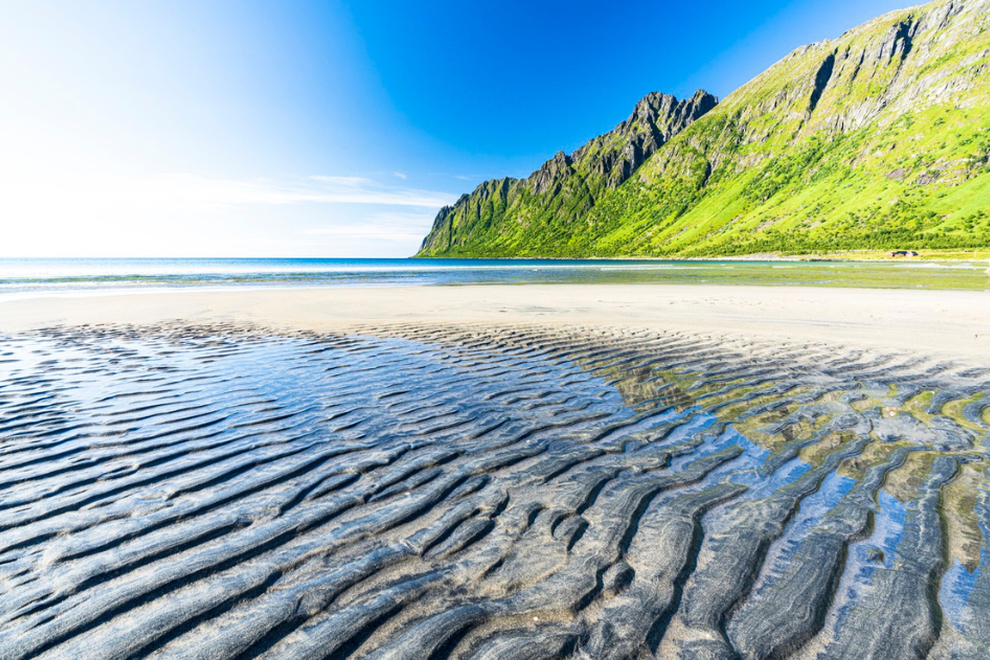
[0,0,912,257]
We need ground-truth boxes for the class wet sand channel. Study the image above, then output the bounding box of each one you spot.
[0,286,989,658]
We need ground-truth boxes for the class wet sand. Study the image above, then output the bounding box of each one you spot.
[1,286,989,659]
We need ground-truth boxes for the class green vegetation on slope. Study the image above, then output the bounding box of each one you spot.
[418,91,717,255]
[418,0,990,258]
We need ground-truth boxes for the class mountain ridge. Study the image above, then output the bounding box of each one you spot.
[419,90,717,255]
[418,0,990,257]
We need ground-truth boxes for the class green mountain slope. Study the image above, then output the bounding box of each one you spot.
[419,0,990,257]
[418,91,717,255]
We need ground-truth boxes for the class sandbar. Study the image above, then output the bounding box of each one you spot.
[1,283,988,361]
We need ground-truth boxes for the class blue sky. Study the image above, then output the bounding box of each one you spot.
[0,0,914,257]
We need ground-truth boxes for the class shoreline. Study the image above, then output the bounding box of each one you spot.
[2,283,989,363]
[408,251,990,263]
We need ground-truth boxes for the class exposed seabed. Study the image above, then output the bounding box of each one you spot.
[0,322,988,659]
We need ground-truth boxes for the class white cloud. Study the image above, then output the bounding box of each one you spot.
[300,211,435,243]
[392,171,407,180]
[308,175,377,187]
[154,173,455,209]
[0,171,456,257]
[1,169,456,213]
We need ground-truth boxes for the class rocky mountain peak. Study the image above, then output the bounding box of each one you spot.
[570,89,718,190]
[420,89,718,254]
[532,151,573,195]
[621,90,719,143]
[420,0,990,259]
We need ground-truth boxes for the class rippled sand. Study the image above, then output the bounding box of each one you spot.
[0,320,988,659]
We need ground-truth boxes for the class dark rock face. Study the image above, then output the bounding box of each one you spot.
[880,18,918,64]
[533,151,574,196]
[807,51,837,116]
[418,90,717,255]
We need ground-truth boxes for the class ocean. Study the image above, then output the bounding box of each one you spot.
[0,257,988,295]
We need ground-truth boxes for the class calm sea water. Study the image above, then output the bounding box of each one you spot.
[0,257,988,295]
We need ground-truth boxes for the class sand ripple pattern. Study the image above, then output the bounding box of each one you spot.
[0,323,989,659]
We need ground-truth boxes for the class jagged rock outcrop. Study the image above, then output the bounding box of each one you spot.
[571,90,718,190]
[418,91,717,255]
[419,0,990,257]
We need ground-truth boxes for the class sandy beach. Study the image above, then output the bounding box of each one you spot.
[2,283,989,361]
[1,284,989,659]
[6,0,990,654]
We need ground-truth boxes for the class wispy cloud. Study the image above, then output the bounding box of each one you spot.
[299,211,435,243]
[392,171,408,180]
[309,175,376,187]
[154,173,456,209]
[0,170,453,257]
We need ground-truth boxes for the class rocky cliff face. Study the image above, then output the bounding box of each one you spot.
[418,91,717,255]
[569,90,718,190]
[419,0,990,257]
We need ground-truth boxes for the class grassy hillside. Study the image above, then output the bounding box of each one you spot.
[419,0,990,258]
[418,92,717,255]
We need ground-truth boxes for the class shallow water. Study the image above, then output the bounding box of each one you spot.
[0,324,988,658]
[1,257,989,295]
